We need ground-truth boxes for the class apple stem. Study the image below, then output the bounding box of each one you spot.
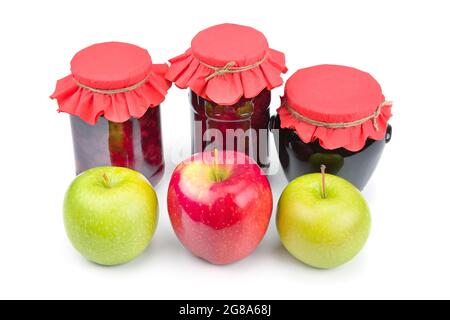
[321,165,327,199]
[103,174,111,188]
[212,148,220,182]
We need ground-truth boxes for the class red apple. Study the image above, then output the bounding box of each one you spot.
[167,150,273,265]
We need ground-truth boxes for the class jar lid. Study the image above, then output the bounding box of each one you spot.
[51,42,171,125]
[277,65,393,151]
[166,23,288,105]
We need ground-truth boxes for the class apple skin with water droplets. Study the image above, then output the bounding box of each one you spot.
[167,151,273,265]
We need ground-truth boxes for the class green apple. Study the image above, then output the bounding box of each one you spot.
[277,167,371,269]
[63,167,158,266]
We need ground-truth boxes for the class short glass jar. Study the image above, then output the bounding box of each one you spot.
[51,42,171,186]
[271,115,392,190]
[273,65,393,190]
[167,23,287,167]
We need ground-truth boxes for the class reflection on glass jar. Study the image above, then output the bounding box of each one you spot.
[71,106,164,186]
[271,115,392,190]
[190,89,271,168]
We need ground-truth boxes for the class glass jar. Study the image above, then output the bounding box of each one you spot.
[166,23,287,167]
[51,42,171,186]
[71,106,164,186]
[274,64,393,190]
[271,115,392,190]
[190,89,271,168]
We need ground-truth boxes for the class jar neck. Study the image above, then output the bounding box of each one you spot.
[189,89,271,119]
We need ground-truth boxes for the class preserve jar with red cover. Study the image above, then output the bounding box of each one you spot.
[271,65,393,190]
[51,42,171,186]
[166,23,287,168]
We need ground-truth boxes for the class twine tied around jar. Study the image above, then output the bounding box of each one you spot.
[198,54,268,82]
[285,101,393,131]
[72,75,149,95]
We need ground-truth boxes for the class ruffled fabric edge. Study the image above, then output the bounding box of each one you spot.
[51,64,171,125]
[277,101,393,152]
[166,48,288,105]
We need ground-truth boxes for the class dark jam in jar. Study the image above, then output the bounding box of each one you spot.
[71,106,164,186]
[190,89,271,168]
[271,115,392,190]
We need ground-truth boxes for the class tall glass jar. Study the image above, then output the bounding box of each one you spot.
[190,89,271,168]
[167,23,287,167]
[51,42,171,186]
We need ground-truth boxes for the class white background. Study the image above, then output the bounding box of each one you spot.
[0,0,449,300]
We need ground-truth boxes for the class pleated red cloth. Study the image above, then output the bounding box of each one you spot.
[166,23,288,105]
[51,42,171,125]
[278,65,393,152]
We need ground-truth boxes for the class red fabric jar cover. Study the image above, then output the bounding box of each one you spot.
[166,23,288,105]
[51,42,171,125]
[277,65,393,152]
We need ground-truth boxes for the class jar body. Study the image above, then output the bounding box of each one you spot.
[271,115,392,190]
[190,89,271,168]
[70,106,164,186]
